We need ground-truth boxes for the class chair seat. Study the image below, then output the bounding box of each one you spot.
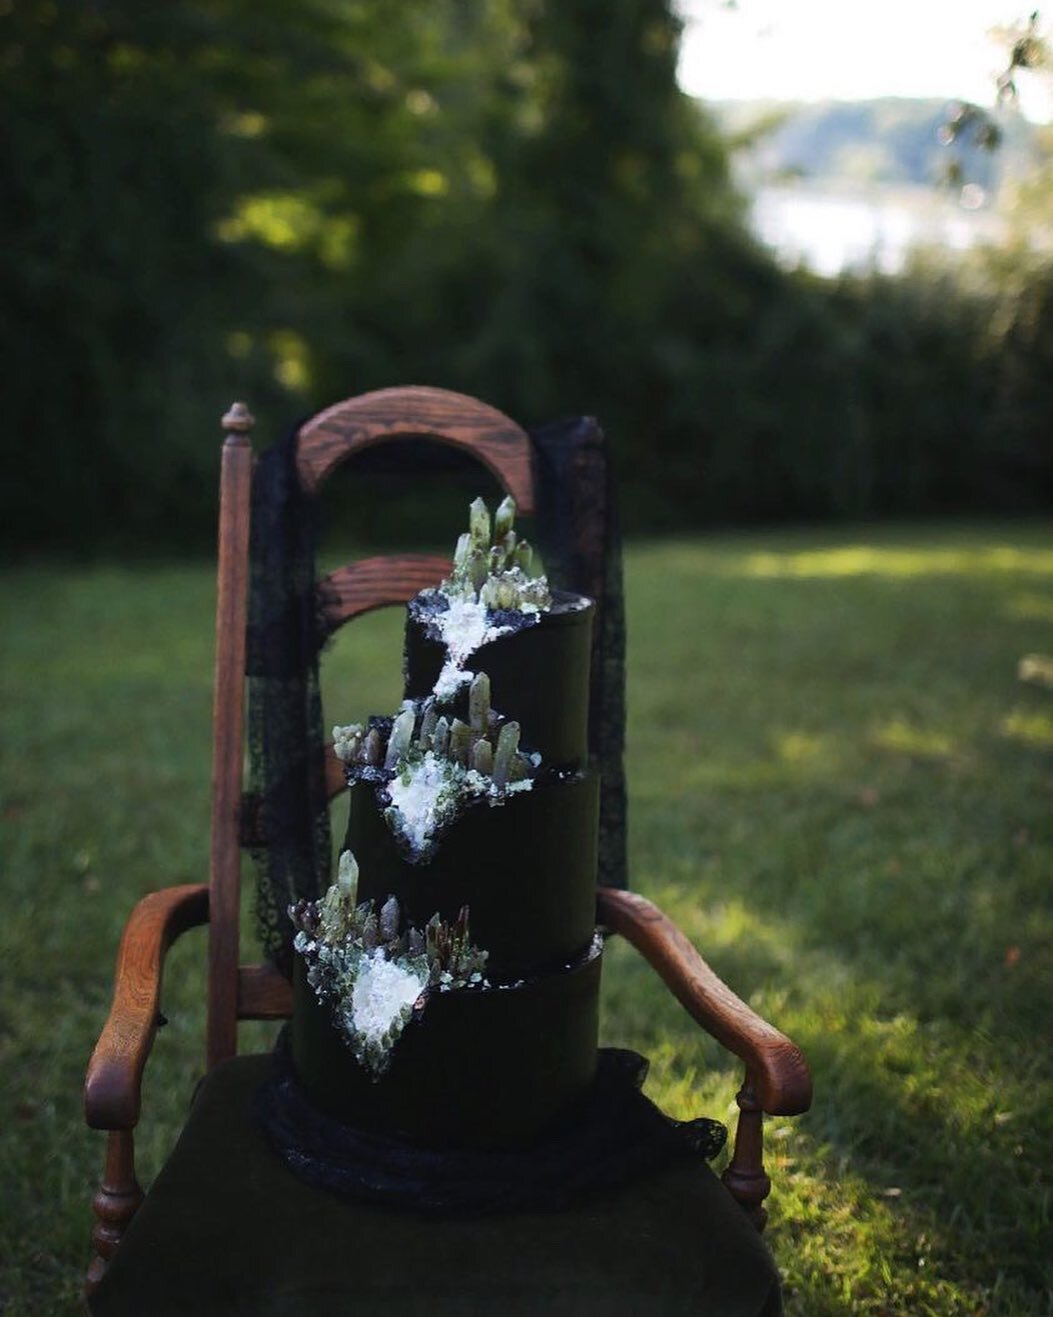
[89,1054,783,1316]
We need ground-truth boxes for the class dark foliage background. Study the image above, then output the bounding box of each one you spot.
[3,0,1052,553]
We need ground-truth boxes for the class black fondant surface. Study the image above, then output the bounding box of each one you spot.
[291,949,602,1148]
[346,771,599,976]
[404,591,594,768]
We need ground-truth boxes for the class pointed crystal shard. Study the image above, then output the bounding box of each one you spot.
[363,728,382,765]
[336,849,360,902]
[453,531,472,569]
[449,718,472,765]
[450,905,468,959]
[494,495,516,541]
[471,738,494,775]
[468,671,491,732]
[478,576,498,610]
[515,540,533,574]
[468,549,488,593]
[432,715,450,758]
[419,697,438,747]
[379,895,400,942]
[492,720,521,789]
[385,706,416,768]
[468,497,490,550]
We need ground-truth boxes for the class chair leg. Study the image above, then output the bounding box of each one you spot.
[722,1077,772,1232]
[86,1129,143,1294]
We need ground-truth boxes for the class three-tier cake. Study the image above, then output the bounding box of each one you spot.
[288,497,601,1148]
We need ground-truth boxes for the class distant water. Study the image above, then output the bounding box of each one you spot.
[751,186,1003,276]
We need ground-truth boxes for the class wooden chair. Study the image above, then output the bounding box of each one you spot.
[84,387,811,1315]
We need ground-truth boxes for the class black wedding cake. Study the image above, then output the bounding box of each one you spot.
[288,496,602,1149]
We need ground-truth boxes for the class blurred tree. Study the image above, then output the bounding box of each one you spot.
[2,0,768,546]
[387,0,787,514]
[0,0,481,549]
[2,0,1050,550]
[940,12,1053,508]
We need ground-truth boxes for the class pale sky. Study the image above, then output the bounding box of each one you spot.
[677,1,1053,122]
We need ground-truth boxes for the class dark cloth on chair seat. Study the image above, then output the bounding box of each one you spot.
[257,1034,728,1214]
[89,1055,783,1317]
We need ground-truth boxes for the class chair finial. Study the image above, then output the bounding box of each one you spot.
[221,401,255,442]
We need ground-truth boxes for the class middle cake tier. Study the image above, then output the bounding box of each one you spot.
[344,768,599,980]
[403,590,594,769]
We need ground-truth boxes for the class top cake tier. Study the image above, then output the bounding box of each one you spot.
[403,590,594,769]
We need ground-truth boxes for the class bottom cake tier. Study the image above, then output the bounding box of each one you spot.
[290,943,602,1149]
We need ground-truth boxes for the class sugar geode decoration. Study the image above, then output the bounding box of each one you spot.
[331,496,550,863]
[413,494,552,700]
[291,850,488,1078]
[333,675,538,863]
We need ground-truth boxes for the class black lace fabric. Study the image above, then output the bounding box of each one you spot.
[245,431,331,974]
[246,414,628,971]
[531,415,627,894]
[257,1029,725,1214]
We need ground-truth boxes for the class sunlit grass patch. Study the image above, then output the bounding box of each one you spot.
[999,708,1053,748]
[1018,653,1053,689]
[733,542,1053,581]
[773,729,829,764]
[1005,592,1053,623]
[870,716,960,761]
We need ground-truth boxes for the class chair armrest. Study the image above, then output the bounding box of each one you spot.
[85,884,210,1131]
[597,887,812,1117]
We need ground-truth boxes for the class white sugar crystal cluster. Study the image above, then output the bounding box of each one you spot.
[432,597,510,697]
[350,950,429,1039]
[379,676,535,859]
[386,749,467,855]
[339,949,430,1070]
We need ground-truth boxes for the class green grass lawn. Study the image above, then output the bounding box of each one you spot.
[2,521,1052,1315]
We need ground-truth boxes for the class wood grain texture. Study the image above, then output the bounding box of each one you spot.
[86,1129,143,1294]
[318,553,452,635]
[596,887,812,1116]
[324,741,346,802]
[238,963,294,1019]
[207,418,254,1070]
[722,1083,772,1230]
[85,884,209,1131]
[295,385,535,510]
